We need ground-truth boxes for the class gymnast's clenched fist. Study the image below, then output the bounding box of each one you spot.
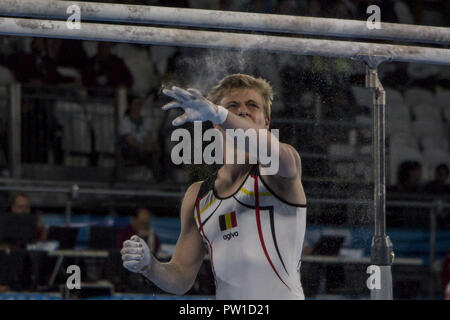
[121,235,151,274]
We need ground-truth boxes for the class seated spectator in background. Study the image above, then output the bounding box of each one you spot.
[8,192,47,243]
[394,161,423,193]
[6,38,66,165]
[81,42,133,92]
[0,192,45,293]
[6,38,76,87]
[424,164,450,195]
[119,95,162,182]
[19,97,63,164]
[49,39,88,71]
[116,207,160,256]
[387,161,428,227]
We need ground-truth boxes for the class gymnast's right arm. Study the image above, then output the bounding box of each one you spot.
[120,182,206,295]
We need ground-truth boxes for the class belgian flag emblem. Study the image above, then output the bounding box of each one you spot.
[219,211,237,231]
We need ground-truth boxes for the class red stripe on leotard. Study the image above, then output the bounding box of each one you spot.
[252,174,289,289]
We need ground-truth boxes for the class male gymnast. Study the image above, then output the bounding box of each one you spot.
[121,74,307,299]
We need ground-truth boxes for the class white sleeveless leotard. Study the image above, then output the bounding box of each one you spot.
[194,165,307,300]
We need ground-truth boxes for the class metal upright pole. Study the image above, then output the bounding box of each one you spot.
[364,57,395,300]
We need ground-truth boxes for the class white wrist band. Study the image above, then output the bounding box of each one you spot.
[213,105,229,125]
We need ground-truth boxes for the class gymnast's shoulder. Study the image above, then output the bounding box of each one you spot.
[179,181,204,216]
[274,142,302,179]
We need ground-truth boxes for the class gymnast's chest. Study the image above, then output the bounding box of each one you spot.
[200,198,255,245]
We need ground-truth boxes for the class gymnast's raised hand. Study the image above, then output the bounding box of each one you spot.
[162,86,229,126]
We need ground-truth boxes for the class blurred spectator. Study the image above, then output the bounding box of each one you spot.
[49,39,88,71]
[9,192,31,215]
[424,164,450,195]
[0,192,46,293]
[5,38,65,165]
[394,161,423,193]
[19,99,63,164]
[8,192,47,243]
[81,42,133,92]
[119,95,163,182]
[116,207,161,256]
[387,161,429,227]
[113,207,162,293]
[6,38,76,86]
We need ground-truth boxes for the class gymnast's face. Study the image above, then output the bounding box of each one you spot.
[219,88,270,129]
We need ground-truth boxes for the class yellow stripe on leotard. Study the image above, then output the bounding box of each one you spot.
[240,187,272,197]
[196,197,217,221]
